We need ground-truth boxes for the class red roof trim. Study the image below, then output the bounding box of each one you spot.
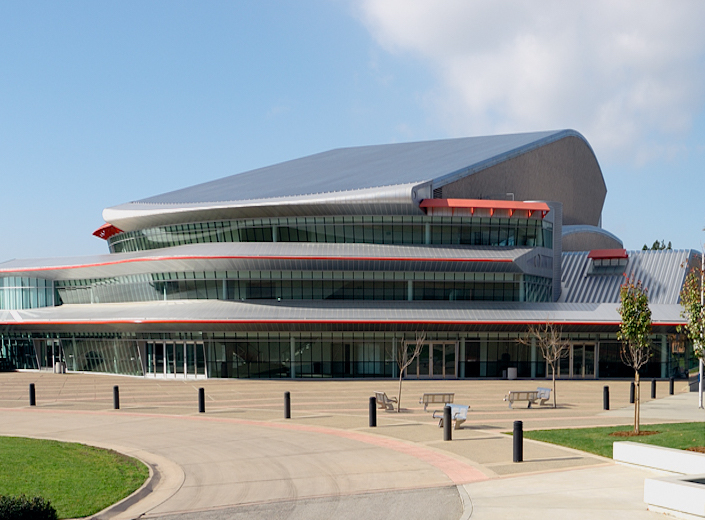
[0,255,514,274]
[588,249,628,260]
[420,198,550,212]
[92,224,123,240]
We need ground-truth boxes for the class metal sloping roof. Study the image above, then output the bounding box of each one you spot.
[125,130,571,206]
[101,130,598,231]
[560,249,697,305]
[0,243,535,280]
[0,299,683,330]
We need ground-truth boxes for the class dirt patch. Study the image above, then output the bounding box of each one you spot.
[609,430,660,437]
[686,446,705,453]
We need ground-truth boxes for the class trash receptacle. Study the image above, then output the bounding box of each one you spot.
[508,367,518,380]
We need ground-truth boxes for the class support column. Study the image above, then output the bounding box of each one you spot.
[424,223,431,245]
[272,226,278,242]
[290,336,296,379]
[530,337,537,379]
[459,338,466,378]
[222,279,228,300]
[407,280,413,301]
[480,337,487,377]
[661,335,668,379]
[392,337,398,379]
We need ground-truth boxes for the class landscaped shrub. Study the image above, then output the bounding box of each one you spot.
[0,495,58,520]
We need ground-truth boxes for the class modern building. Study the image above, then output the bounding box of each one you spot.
[0,129,700,380]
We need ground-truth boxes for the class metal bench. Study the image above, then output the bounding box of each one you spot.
[503,387,551,408]
[432,404,469,430]
[374,391,398,411]
[419,392,454,411]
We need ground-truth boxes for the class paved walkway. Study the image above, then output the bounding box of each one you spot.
[0,373,702,519]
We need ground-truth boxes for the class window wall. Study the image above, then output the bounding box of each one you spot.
[0,277,53,309]
[54,271,552,304]
[0,330,685,380]
[107,215,553,253]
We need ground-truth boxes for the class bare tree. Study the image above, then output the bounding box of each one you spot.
[518,322,570,408]
[396,331,426,412]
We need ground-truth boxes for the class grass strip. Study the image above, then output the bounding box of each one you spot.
[522,422,705,459]
[0,436,148,519]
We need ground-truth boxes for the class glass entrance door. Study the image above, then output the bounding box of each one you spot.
[556,344,596,378]
[146,342,205,378]
[409,342,457,378]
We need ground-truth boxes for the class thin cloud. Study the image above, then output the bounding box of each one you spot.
[355,0,705,163]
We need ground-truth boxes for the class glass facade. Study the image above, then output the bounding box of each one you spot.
[108,215,553,253]
[0,277,53,310]
[54,271,553,304]
[0,330,689,380]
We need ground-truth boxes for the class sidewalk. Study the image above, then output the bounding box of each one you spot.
[0,373,701,519]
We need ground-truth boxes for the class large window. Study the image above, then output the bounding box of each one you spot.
[0,277,53,309]
[55,271,552,304]
[108,216,553,253]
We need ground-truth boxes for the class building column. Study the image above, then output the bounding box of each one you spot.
[290,336,296,379]
[480,337,487,377]
[392,337,397,379]
[407,280,413,301]
[530,336,537,378]
[272,226,278,242]
[424,222,431,245]
[459,338,465,378]
[661,335,668,379]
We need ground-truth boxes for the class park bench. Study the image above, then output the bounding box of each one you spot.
[503,387,551,408]
[419,392,454,411]
[432,403,469,430]
[374,391,398,411]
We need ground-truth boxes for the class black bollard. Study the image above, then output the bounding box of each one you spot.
[29,383,36,406]
[670,377,674,395]
[651,379,656,399]
[284,391,291,419]
[443,405,452,441]
[603,385,609,410]
[113,385,120,410]
[630,381,635,404]
[198,387,205,413]
[369,396,377,427]
[513,420,523,463]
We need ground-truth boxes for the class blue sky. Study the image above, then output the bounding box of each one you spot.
[1,1,704,261]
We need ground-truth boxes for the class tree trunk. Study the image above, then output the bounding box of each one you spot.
[634,371,640,434]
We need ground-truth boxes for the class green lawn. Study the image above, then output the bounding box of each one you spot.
[0,437,148,519]
[522,422,705,458]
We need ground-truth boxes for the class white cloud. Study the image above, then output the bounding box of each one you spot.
[355,0,705,162]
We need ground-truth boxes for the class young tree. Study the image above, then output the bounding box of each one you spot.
[518,322,570,408]
[395,331,426,413]
[678,256,704,408]
[617,277,652,434]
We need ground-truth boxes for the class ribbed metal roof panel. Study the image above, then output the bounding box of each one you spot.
[560,249,696,305]
[128,131,568,206]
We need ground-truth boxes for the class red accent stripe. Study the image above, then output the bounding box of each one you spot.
[420,199,550,212]
[588,249,628,260]
[0,255,514,274]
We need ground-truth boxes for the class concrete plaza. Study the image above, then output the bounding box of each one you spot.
[0,372,703,519]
